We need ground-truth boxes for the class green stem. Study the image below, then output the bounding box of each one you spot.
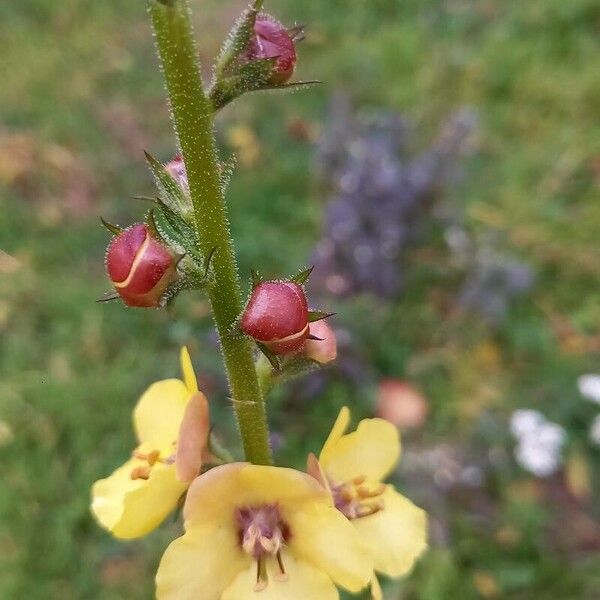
[149,0,272,465]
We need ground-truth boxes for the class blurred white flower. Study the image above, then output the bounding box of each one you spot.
[577,374,600,405]
[510,409,566,477]
[510,409,544,438]
[589,414,600,447]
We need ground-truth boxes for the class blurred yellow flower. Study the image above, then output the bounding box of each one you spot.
[91,347,209,539]
[156,462,373,599]
[312,406,428,598]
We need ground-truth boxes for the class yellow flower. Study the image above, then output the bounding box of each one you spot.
[156,462,373,599]
[312,406,428,597]
[91,347,209,539]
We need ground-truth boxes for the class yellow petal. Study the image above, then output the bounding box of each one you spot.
[176,392,210,483]
[184,463,329,529]
[180,346,198,394]
[222,552,339,600]
[353,487,427,578]
[91,460,186,539]
[133,379,189,448]
[320,406,351,459]
[156,525,249,600]
[289,502,373,593]
[370,573,383,600]
[320,417,401,483]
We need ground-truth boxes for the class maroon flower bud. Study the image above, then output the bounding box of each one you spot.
[246,14,297,85]
[106,223,177,308]
[304,320,337,365]
[164,154,189,193]
[241,281,309,354]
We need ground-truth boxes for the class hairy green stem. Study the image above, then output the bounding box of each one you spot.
[149,0,272,465]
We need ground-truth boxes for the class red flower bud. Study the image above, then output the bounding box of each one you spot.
[165,154,189,193]
[304,320,337,364]
[241,281,309,354]
[246,14,297,85]
[106,223,177,308]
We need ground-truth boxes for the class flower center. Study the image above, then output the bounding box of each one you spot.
[235,504,291,591]
[331,474,386,520]
[129,445,175,480]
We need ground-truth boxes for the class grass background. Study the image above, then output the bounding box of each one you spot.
[1,0,599,598]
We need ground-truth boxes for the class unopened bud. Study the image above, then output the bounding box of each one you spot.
[164,154,189,194]
[304,320,337,364]
[241,281,309,354]
[245,14,297,85]
[106,223,177,308]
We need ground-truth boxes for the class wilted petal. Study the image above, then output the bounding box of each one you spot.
[176,392,210,483]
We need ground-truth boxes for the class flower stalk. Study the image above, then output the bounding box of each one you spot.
[149,0,271,465]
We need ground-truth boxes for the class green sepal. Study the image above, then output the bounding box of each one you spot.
[144,151,192,219]
[290,266,314,285]
[287,24,306,43]
[215,8,259,77]
[308,310,336,323]
[256,342,281,371]
[254,80,322,94]
[210,57,278,111]
[96,291,120,303]
[251,269,262,288]
[99,216,123,236]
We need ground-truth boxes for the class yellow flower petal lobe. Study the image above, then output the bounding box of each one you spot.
[156,525,249,600]
[180,346,198,393]
[184,463,329,528]
[289,502,373,593]
[91,460,186,539]
[352,486,428,578]
[320,406,351,460]
[133,378,189,448]
[370,573,383,600]
[321,416,401,484]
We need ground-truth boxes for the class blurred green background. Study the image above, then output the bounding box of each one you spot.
[1,0,599,598]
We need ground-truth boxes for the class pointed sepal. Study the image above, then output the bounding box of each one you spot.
[144,151,192,219]
[290,266,314,285]
[307,310,336,323]
[100,216,123,236]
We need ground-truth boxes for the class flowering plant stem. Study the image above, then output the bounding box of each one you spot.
[149,0,272,465]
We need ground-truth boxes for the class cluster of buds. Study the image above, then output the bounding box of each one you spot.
[210,9,313,111]
[240,274,337,366]
[101,152,212,308]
